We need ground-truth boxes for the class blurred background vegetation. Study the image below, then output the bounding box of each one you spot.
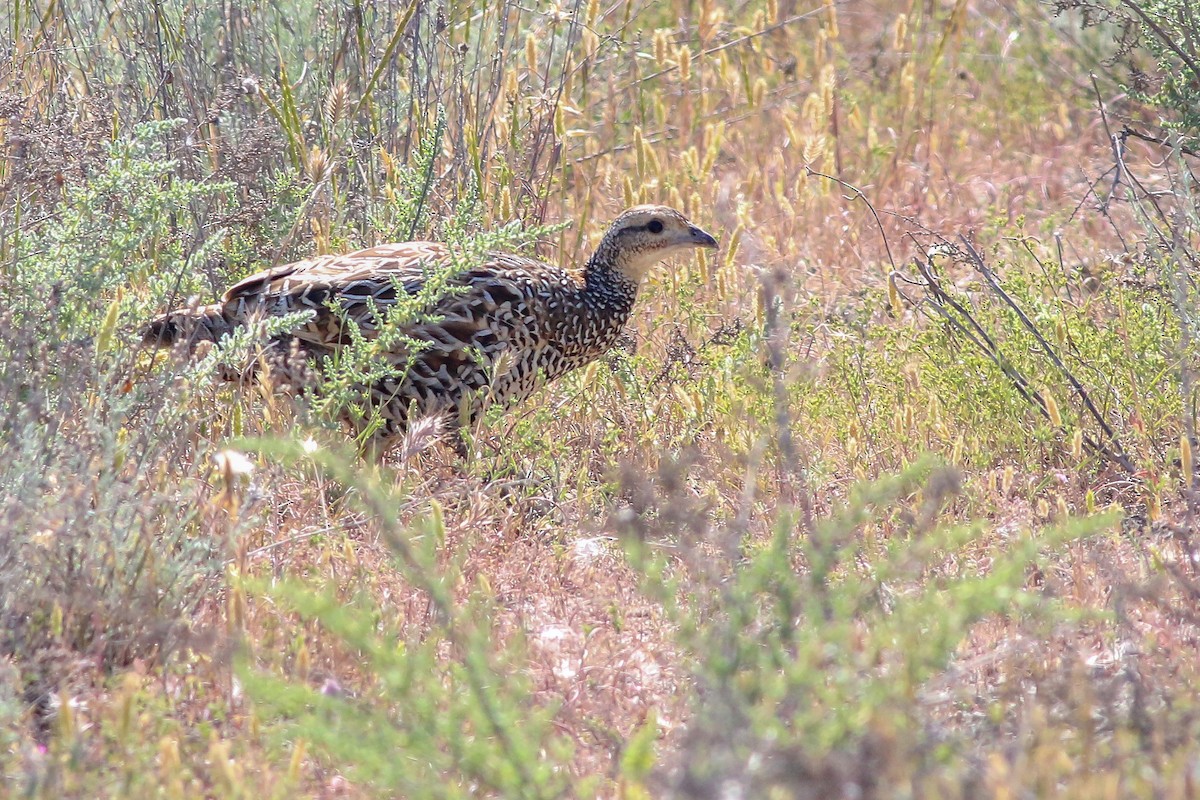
[2,0,1199,796]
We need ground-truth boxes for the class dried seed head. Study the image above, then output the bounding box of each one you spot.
[158,736,182,777]
[682,146,699,176]
[397,415,445,462]
[582,28,600,60]
[802,134,827,166]
[503,69,520,102]
[380,146,398,180]
[654,29,669,67]
[1045,391,1062,427]
[1036,497,1050,519]
[641,139,660,178]
[525,32,539,72]
[899,61,916,109]
[824,0,839,39]
[324,81,351,127]
[752,76,767,108]
[305,146,331,184]
[820,64,836,118]
[676,45,691,81]
[802,93,824,128]
[634,125,646,177]
[1183,433,1194,488]
[888,273,904,316]
[669,186,684,213]
[893,13,908,50]
[288,741,308,785]
[499,185,513,219]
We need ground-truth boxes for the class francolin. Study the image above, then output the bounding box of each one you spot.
[142,205,719,455]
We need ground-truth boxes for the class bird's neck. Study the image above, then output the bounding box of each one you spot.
[583,248,640,313]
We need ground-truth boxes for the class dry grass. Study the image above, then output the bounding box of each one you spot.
[3,0,1200,797]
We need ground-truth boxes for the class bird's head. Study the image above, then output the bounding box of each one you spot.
[591,204,719,283]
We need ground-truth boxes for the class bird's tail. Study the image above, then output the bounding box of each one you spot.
[140,303,235,349]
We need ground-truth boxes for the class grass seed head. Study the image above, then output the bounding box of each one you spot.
[1183,433,1194,488]
[888,273,904,316]
[824,0,839,40]
[288,740,308,785]
[893,13,908,49]
[499,185,513,219]
[582,28,599,60]
[752,77,767,108]
[504,68,519,103]
[158,735,182,779]
[305,145,331,184]
[1045,392,1062,428]
[634,125,645,177]
[324,81,351,128]
[525,32,539,73]
[677,45,692,82]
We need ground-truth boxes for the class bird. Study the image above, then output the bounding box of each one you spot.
[141,204,719,457]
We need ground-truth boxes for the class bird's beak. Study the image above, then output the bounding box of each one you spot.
[688,225,719,249]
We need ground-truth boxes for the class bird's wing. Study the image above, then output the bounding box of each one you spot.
[222,243,447,306]
[219,243,562,352]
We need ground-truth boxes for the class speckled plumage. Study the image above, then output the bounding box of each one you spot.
[142,205,718,454]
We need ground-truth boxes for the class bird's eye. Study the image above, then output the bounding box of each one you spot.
[647,219,664,234]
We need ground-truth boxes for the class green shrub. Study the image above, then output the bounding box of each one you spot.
[0,121,246,716]
[618,457,1113,797]
[1058,0,1200,146]
[238,440,577,799]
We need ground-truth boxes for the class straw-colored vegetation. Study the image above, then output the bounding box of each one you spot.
[2,0,1199,797]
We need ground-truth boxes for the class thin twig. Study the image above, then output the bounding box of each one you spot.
[959,238,1136,473]
[1121,126,1200,159]
[804,167,897,272]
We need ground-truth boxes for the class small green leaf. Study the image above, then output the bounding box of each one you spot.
[620,709,659,782]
